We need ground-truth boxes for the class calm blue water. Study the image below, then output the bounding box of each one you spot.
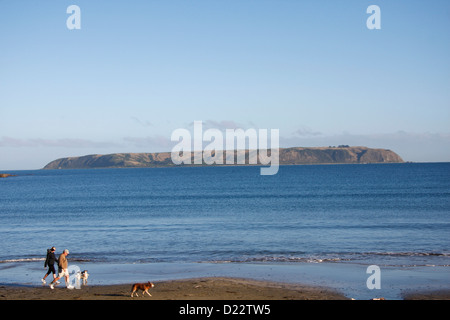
[1,163,449,269]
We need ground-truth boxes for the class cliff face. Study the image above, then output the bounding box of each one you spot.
[43,146,403,169]
[280,146,403,165]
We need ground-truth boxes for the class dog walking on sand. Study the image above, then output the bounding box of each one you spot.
[130,282,155,297]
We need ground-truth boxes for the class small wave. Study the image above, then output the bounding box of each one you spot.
[70,258,92,262]
[0,257,92,264]
[240,256,349,263]
[207,256,351,264]
[369,252,450,257]
[0,258,44,263]
[206,251,450,266]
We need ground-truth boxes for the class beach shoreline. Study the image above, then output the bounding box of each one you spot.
[1,260,449,300]
[0,277,348,300]
[1,277,449,300]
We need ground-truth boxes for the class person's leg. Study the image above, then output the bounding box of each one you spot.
[64,270,74,289]
[49,276,59,289]
[51,265,57,280]
[50,270,62,288]
[50,276,60,284]
[42,267,52,283]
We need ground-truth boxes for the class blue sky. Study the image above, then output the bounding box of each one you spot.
[1,0,449,169]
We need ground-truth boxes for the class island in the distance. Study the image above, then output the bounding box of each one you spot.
[43,146,404,169]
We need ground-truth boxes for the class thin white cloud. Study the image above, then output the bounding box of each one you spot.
[187,120,253,131]
[2,130,449,163]
[0,136,120,148]
[122,135,172,149]
[0,135,173,150]
[292,126,322,137]
[131,116,153,127]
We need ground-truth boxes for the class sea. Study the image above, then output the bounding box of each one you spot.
[0,163,449,299]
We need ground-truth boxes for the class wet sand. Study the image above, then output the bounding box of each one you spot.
[0,277,348,300]
[402,289,450,300]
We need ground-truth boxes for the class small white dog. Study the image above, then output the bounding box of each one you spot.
[75,270,89,285]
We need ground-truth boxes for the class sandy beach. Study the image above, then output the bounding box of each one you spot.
[402,290,450,300]
[1,277,448,301]
[0,277,348,300]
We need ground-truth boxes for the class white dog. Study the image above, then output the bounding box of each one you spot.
[75,270,89,285]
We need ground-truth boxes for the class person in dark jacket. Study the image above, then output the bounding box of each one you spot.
[41,247,59,284]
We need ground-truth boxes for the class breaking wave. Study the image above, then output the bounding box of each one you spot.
[0,257,92,264]
[0,258,44,263]
[207,251,450,267]
[1,252,448,267]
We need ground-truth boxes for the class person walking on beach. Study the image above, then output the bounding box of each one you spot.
[49,249,73,289]
[41,247,60,285]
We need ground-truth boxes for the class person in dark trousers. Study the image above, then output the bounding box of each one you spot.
[41,247,60,285]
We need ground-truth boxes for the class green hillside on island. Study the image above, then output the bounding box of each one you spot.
[43,146,404,169]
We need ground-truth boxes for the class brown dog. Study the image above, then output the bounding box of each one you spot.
[130,281,155,297]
